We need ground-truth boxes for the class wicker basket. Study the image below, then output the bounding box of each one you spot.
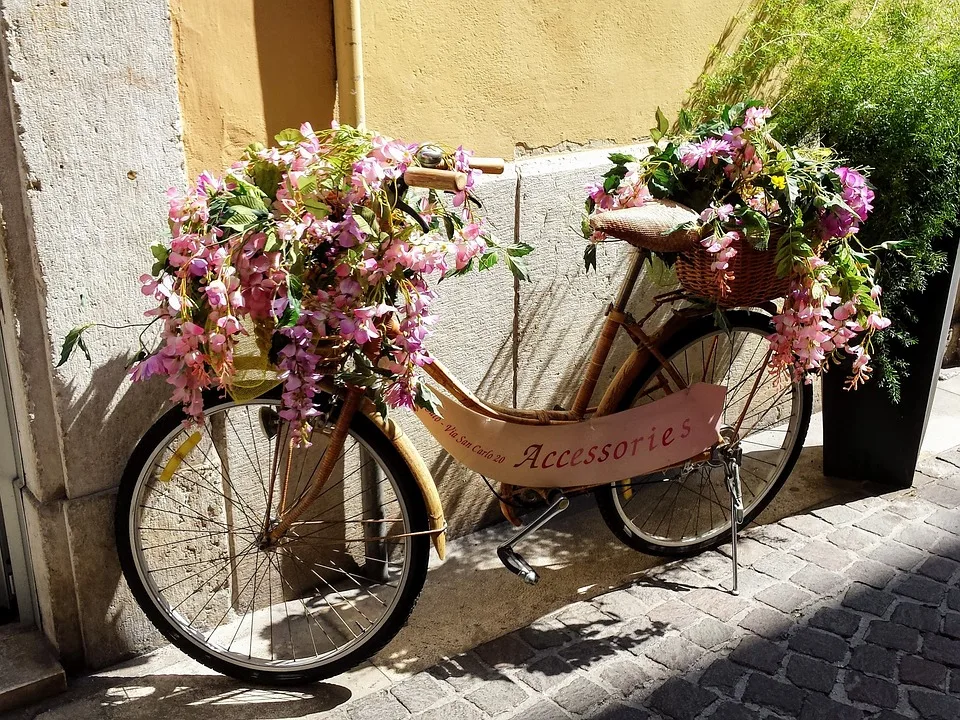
[676,230,790,308]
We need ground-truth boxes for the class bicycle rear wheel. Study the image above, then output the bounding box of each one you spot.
[116,389,430,685]
[595,310,812,557]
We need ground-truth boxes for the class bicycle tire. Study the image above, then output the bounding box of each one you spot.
[595,310,812,557]
[116,388,430,685]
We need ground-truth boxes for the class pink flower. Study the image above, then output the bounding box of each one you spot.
[743,106,772,130]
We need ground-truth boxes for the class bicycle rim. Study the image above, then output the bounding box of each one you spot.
[126,398,417,674]
[613,321,805,548]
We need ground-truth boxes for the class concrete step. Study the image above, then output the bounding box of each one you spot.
[0,624,66,714]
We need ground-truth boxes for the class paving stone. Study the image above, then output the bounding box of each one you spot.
[515,655,574,692]
[844,670,899,708]
[474,633,536,668]
[917,555,960,582]
[847,496,886,513]
[925,508,960,535]
[742,673,805,715]
[950,587,960,611]
[867,541,925,571]
[699,658,749,694]
[650,566,711,589]
[643,636,704,671]
[518,618,572,651]
[809,607,862,638]
[908,688,960,720]
[827,526,879,552]
[842,583,897,617]
[465,677,528,715]
[645,600,704,632]
[615,617,670,657]
[899,654,948,690]
[599,658,654,697]
[596,703,651,720]
[799,693,865,720]
[506,699,568,720]
[755,582,816,614]
[710,701,762,720]
[781,514,834,538]
[729,636,786,674]
[429,652,498,692]
[786,653,840,693]
[854,511,904,537]
[683,551,733,581]
[555,601,616,631]
[750,523,806,550]
[870,712,912,720]
[549,676,608,716]
[890,601,940,632]
[791,564,847,596]
[345,690,409,720]
[888,497,937,519]
[752,552,807,580]
[739,606,794,640]
[849,643,897,679]
[592,590,650,621]
[789,627,848,663]
[681,587,749,622]
[943,612,960,639]
[865,620,921,652]
[682,617,738,650]
[919,483,960,509]
[812,504,862,525]
[917,456,960,480]
[922,633,960,667]
[413,700,482,720]
[626,583,674,609]
[892,573,947,606]
[951,671,960,694]
[897,523,944,550]
[719,568,776,599]
[717,538,773,566]
[932,537,960,563]
[391,674,451,714]
[795,539,855,571]
[647,678,717,720]
[559,639,620,672]
[844,559,896,589]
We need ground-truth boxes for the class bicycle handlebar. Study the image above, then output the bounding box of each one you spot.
[402,153,506,191]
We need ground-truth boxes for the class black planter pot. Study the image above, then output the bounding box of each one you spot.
[822,235,960,488]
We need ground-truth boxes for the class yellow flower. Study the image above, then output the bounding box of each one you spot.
[771,175,787,190]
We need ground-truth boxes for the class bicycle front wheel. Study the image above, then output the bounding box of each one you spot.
[116,390,430,685]
[595,310,812,557]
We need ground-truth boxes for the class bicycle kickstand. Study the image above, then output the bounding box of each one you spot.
[722,445,745,595]
[497,491,570,585]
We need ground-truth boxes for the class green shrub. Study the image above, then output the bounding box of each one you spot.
[688,0,960,401]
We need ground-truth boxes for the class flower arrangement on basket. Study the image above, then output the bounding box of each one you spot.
[62,123,530,445]
[584,102,892,389]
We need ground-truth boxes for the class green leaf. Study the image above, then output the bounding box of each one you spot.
[302,198,330,217]
[274,128,304,146]
[602,174,621,194]
[584,243,598,273]
[296,173,318,196]
[505,242,534,257]
[353,212,377,238]
[608,152,636,165]
[504,254,530,281]
[656,107,670,136]
[478,251,498,271]
[57,324,94,367]
[150,243,168,265]
[223,204,262,232]
[648,254,677,287]
[414,381,443,416]
[229,194,268,213]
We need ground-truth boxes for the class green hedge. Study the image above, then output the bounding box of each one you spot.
[688,0,960,401]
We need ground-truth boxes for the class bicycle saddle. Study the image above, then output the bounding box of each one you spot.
[589,200,701,252]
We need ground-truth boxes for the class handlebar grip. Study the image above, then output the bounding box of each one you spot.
[403,167,467,192]
[468,157,506,175]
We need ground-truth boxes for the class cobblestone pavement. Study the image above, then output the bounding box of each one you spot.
[330,444,960,720]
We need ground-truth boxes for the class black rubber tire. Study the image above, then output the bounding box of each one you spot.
[595,311,812,558]
[116,388,431,685]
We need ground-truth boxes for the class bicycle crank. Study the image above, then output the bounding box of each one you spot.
[497,492,569,585]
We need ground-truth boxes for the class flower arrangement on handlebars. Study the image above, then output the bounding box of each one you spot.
[62,123,529,445]
[584,101,893,390]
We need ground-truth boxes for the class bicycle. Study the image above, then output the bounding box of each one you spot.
[115,152,812,685]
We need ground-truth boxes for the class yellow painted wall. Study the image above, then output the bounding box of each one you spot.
[171,0,745,169]
[360,0,747,157]
[170,0,337,176]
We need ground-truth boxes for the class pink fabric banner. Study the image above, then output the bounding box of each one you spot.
[414,383,727,488]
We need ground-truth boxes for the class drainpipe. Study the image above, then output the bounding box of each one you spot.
[333,0,366,128]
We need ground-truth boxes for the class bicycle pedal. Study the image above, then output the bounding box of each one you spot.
[497,546,539,585]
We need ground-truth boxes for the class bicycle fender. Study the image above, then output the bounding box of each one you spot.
[363,404,447,560]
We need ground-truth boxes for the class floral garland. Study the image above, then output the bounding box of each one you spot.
[584,102,891,389]
[89,123,530,444]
